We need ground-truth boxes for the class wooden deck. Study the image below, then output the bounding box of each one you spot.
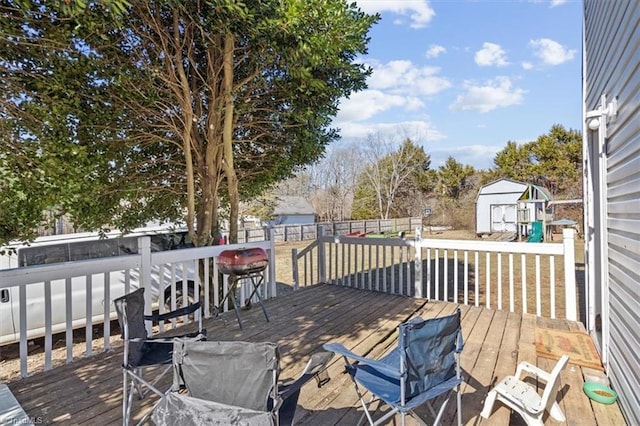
[6,284,626,425]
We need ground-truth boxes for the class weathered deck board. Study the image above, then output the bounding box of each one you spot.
[6,284,626,425]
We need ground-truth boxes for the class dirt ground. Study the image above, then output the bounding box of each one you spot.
[1,229,582,383]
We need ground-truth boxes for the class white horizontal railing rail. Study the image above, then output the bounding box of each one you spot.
[293,227,577,321]
[0,236,275,378]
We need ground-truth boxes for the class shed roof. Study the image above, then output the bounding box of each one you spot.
[274,196,316,216]
[476,178,528,199]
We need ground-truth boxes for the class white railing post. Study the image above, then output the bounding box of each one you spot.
[317,225,326,284]
[268,227,277,298]
[292,248,299,290]
[562,228,577,321]
[139,236,152,335]
[414,228,423,298]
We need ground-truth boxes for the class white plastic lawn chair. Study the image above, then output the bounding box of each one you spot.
[480,355,569,426]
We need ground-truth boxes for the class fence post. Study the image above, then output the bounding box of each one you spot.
[414,228,423,298]
[562,228,577,321]
[317,225,326,284]
[139,236,153,335]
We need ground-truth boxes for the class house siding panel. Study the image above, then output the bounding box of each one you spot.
[585,0,640,423]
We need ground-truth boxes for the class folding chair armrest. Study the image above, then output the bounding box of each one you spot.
[145,302,202,323]
[515,361,551,382]
[278,350,334,402]
[299,351,334,377]
[322,343,400,379]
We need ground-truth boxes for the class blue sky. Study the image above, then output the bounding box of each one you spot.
[332,0,582,170]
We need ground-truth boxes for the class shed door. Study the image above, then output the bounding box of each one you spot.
[490,204,516,232]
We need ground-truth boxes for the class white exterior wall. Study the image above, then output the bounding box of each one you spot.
[584,1,640,423]
[476,179,527,234]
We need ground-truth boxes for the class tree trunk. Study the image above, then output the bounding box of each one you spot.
[222,33,240,244]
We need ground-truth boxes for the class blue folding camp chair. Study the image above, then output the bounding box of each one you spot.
[324,308,464,426]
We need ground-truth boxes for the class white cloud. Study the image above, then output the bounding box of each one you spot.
[529,38,576,66]
[475,42,509,67]
[521,61,534,70]
[426,44,446,58]
[529,0,568,7]
[368,60,452,96]
[450,76,525,113]
[355,0,435,29]
[337,120,446,141]
[550,0,568,7]
[336,90,408,122]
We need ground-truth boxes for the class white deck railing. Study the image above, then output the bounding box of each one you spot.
[293,228,577,321]
[0,237,275,378]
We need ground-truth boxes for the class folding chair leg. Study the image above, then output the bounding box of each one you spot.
[432,394,450,425]
[122,371,128,426]
[457,384,462,426]
[123,371,135,426]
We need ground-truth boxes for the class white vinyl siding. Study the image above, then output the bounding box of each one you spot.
[584,1,640,423]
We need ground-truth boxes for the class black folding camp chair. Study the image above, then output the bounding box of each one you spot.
[114,288,206,426]
[152,340,333,425]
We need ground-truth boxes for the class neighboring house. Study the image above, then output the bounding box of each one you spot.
[583,1,639,423]
[272,196,316,225]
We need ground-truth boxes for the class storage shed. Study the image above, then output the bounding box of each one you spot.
[475,179,527,235]
[583,1,640,423]
[273,196,316,225]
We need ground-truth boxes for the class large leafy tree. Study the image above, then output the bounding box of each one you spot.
[0,1,131,242]
[488,124,582,197]
[438,156,475,200]
[0,1,377,245]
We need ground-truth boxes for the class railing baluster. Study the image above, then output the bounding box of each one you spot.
[444,249,448,302]
[398,246,404,295]
[474,251,479,307]
[536,254,541,316]
[19,284,27,377]
[521,254,527,314]
[85,274,92,357]
[368,244,373,291]
[497,253,502,310]
[550,255,556,318]
[391,246,396,294]
[463,250,469,305]
[486,253,491,309]
[435,249,440,300]
[454,250,459,304]
[65,277,73,363]
[382,246,387,293]
[426,248,432,300]
[44,280,52,370]
[509,254,514,312]
[375,244,380,291]
[103,272,110,350]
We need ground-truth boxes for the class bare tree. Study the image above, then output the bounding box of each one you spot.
[309,146,363,221]
[357,134,432,219]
